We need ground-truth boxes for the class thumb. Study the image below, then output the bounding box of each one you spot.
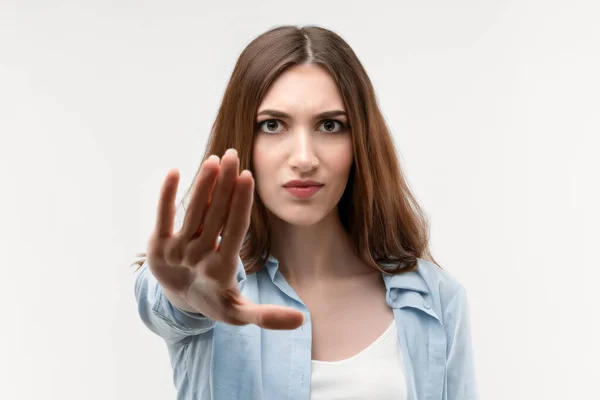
[237,303,305,330]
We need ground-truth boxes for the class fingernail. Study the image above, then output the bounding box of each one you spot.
[226,148,238,157]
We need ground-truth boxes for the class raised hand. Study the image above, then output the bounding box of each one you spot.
[146,148,304,330]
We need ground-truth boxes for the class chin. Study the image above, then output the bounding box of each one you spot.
[271,208,327,227]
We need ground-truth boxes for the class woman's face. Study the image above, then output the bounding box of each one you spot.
[252,64,353,227]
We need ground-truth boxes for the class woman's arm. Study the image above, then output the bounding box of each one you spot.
[444,285,479,399]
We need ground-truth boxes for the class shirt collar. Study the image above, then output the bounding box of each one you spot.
[264,253,429,295]
[265,253,280,281]
[382,269,429,294]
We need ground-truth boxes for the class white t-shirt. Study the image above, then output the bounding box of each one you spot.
[309,321,408,400]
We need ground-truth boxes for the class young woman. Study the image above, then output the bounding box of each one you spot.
[133,25,478,400]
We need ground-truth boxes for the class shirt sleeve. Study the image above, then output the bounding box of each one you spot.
[444,285,479,400]
[133,258,246,344]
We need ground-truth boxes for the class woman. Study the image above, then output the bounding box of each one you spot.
[133,25,478,400]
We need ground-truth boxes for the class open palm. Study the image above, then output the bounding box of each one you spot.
[145,149,304,330]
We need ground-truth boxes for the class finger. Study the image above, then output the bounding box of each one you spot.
[197,148,239,247]
[218,170,254,262]
[155,169,180,237]
[238,303,305,330]
[179,155,221,238]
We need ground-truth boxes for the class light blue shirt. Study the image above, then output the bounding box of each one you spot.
[135,255,478,400]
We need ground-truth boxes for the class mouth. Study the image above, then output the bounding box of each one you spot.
[283,180,324,187]
[283,185,323,199]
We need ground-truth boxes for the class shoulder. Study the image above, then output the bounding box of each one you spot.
[415,258,463,298]
[414,258,470,319]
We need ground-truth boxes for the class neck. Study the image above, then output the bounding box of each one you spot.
[268,208,366,286]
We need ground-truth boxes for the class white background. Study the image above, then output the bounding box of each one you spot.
[1,1,599,399]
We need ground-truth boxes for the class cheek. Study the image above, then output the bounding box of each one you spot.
[251,143,267,175]
[330,142,354,177]
[252,146,275,195]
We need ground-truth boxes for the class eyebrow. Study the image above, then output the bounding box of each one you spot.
[256,109,347,120]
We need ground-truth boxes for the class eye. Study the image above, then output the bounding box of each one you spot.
[257,119,284,134]
[319,119,345,133]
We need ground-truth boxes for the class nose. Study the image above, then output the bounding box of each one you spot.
[288,130,319,173]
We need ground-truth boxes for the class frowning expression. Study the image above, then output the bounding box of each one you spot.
[252,64,354,226]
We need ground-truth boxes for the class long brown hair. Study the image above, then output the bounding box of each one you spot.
[132,25,440,274]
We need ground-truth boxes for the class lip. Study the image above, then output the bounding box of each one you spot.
[283,180,324,188]
[284,186,322,199]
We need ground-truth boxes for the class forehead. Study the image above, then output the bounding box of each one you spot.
[258,64,345,113]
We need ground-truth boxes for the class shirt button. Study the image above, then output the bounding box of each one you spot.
[423,300,431,309]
